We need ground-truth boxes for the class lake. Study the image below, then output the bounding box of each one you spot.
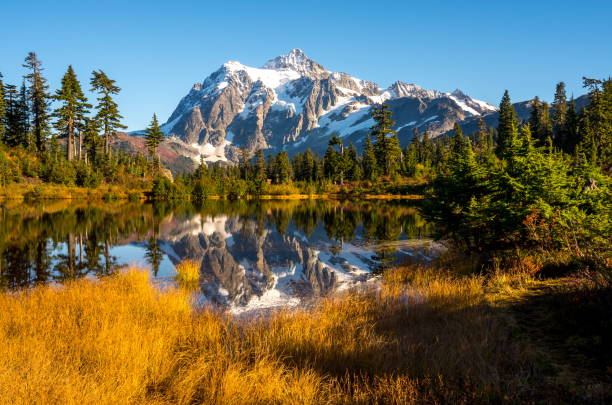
[0,199,437,313]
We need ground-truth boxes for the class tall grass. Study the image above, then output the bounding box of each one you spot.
[0,265,589,404]
[175,259,200,288]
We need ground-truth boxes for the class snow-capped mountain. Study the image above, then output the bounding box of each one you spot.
[152,49,497,165]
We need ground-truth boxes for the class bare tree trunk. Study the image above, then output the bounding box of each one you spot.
[78,130,83,161]
[67,121,74,161]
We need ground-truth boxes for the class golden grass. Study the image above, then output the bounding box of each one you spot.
[175,260,200,288]
[0,264,579,404]
[0,183,148,201]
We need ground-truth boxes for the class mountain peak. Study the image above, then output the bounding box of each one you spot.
[388,81,441,99]
[451,88,467,98]
[262,48,328,78]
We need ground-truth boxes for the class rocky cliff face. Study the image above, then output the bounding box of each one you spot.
[143,48,497,165]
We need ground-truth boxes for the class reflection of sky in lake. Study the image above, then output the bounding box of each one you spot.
[0,200,438,313]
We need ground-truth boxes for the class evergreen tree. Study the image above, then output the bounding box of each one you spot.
[530,96,553,145]
[576,78,611,168]
[4,83,29,147]
[17,82,30,148]
[371,103,401,175]
[529,96,542,141]
[345,142,361,181]
[83,117,102,164]
[53,65,91,161]
[303,148,317,182]
[496,90,518,156]
[90,70,126,156]
[272,152,292,184]
[551,81,568,148]
[23,52,50,153]
[144,113,164,165]
[362,134,377,180]
[563,98,579,153]
[0,73,6,143]
[403,136,420,176]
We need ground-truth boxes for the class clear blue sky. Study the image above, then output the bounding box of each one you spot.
[1,0,610,130]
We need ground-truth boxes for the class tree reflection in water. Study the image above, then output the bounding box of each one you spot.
[0,200,434,303]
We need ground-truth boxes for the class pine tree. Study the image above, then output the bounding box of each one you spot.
[23,52,50,153]
[0,73,6,143]
[529,96,554,146]
[551,82,568,149]
[83,117,102,164]
[362,134,377,181]
[90,70,126,156]
[371,103,401,175]
[144,113,164,166]
[539,102,553,144]
[54,66,91,161]
[3,83,30,147]
[273,152,292,184]
[496,90,518,156]
[304,148,317,182]
[17,82,31,148]
[576,78,611,168]
[345,142,361,181]
[563,98,579,153]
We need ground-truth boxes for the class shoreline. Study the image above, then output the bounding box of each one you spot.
[0,184,425,202]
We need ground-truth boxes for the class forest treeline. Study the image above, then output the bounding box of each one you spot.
[0,52,152,189]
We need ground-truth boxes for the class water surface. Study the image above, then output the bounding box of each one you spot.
[0,199,436,312]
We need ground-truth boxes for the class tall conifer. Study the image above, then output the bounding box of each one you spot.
[144,113,164,166]
[362,134,377,180]
[496,90,518,156]
[551,82,568,148]
[54,66,91,161]
[0,73,6,142]
[90,70,126,156]
[371,103,401,175]
[23,52,50,153]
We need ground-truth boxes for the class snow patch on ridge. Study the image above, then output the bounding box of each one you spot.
[190,140,231,163]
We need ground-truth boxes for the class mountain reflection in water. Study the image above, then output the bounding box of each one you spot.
[0,199,437,312]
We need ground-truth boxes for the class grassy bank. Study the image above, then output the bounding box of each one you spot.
[0,262,610,404]
[0,183,148,201]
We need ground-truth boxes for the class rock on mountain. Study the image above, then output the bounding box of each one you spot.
[136,49,497,169]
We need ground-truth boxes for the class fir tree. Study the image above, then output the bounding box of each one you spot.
[17,82,30,148]
[496,90,518,156]
[90,70,126,156]
[551,82,568,148]
[345,142,361,181]
[272,152,292,184]
[4,83,29,147]
[362,134,377,180]
[144,113,164,166]
[303,148,317,182]
[563,98,579,154]
[23,52,50,153]
[576,78,611,168]
[54,66,91,161]
[371,103,401,175]
[83,117,102,164]
[0,73,6,142]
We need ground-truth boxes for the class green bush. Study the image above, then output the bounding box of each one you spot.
[44,160,77,185]
[76,164,102,188]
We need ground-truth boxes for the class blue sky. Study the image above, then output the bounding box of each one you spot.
[1,0,610,130]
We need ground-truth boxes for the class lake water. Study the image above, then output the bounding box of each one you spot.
[0,199,437,313]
